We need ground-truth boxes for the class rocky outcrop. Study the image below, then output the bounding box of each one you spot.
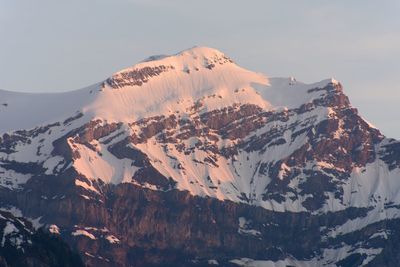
[1,177,398,266]
[106,65,174,89]
[0,210,84,267]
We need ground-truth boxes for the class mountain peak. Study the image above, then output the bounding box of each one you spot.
[141,46,229,63]
[176,45,229,58]
[114,46,235,80]
[1,46,398,267]
[0,47,348,135]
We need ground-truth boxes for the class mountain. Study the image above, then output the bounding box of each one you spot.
[0,46,399,266]
[0,209,83,267]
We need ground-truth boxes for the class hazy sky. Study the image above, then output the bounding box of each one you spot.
[0,0,399,138]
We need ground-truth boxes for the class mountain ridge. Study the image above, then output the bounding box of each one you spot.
[0,46,341,133]
[0,47,399,266]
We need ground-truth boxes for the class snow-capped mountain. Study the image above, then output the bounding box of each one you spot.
[0,47,399,266]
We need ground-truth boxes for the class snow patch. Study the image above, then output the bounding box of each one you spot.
[71,229,96,240]
[49,224,60,235]
[105,235,120,244]
[238,217,261,237]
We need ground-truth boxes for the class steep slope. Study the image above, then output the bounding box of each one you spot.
[0,209,84,267]
[0,46,399,266]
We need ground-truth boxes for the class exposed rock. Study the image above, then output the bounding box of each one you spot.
[0,210,84,267]
[106,65,174,88]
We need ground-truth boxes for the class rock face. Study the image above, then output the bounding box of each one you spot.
[0,47,399,266]
[0,210,84,267]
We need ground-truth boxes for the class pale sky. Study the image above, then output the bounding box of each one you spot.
[0,0,399,138]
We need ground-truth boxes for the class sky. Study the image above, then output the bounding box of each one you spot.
[0,0,399,138]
